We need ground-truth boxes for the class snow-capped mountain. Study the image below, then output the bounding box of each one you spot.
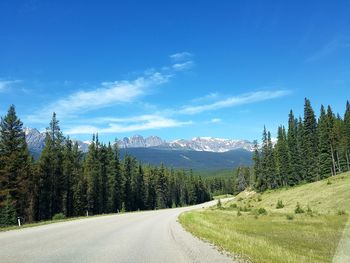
[168,137,254,152]
[117,135,165,148]
[117,135,254,152]
[24,127,46,155]
[24,128,254,156]
[24,127,90,155]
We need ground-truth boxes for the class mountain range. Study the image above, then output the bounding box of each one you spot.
[24,128,253,170]
[116,135,254,152]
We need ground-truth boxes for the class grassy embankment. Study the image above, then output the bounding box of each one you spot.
[180,172,350,263]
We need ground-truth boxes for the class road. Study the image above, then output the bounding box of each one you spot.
[0,199,234,263]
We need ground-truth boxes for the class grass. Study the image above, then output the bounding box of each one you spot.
[180,171,350,263]
[213,194,234,200]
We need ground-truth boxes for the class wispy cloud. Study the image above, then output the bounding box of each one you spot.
[305,37,350,63]
[209,118,221,123]
[65,115,191,135]
[172,61,194,71]
[179,90,291,115]
[0,79,21,92]
[26,52,198,137]
[191,93,219,103]
[27,71,171,122]
[170,52,193,62]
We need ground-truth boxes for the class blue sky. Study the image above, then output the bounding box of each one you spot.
[0,0,349,142]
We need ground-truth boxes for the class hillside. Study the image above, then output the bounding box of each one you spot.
[180,172,350,263]
[119,148,252,170]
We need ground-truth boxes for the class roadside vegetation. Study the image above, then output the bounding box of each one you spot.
[0,106,212,228]
[180,171,350,263]
[181,98,350,263]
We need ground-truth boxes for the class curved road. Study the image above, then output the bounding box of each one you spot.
[0,200,233,263]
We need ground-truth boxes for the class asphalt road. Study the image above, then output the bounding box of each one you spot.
[0,200,234,263]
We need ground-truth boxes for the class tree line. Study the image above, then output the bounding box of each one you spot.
[0,106,211,226]
[253,98,350,192]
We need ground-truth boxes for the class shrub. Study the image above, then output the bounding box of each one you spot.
[217,199,222,209]
[337,210,347,216]
[237,197,243,202]
[276,200,284,209]
[237,209,242,216]
[286,214,294,220]
[307,205,312,213]
[242,206,251,212]
[52,213,66,220]
[295,203,304,214]
[257,196,262,202]
[230,203,237,209]
[121,202,126,213]
[258,208,267,215]
[327,179,332,185]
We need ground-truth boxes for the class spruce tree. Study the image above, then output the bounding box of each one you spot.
[344,101,350,171]
[275,126,291,186]
[266,131,277,189]
[0,105,32,224]
[123,155,134,211]
[38,113,64,219]
[259,127,269,191]
[252,140,262,190]
[135,165,146,210]
[107,143,123,212]
[287,110,301,185]
[84,134,101,215]
[71,142,85,216]
[318,105,333,178]
[156,164,168,209]
[303,98,319,182]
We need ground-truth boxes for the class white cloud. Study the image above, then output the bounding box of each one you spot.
[0,80,21,92]
[179,90,291,115]
[210,118,221,123]
[65,115,191,135]
[172,61,194,71]
[191,92,219,103]
[170,52,193,62]
[28,71,171,122]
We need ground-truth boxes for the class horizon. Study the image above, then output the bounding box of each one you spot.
[1,1,350,143]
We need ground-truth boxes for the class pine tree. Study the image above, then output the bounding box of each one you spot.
[252,140,262,190]
[98,144,109,213]
[123,155,134,211]
[71,142,85,216]
[62,138,79,217]
[135,165,146,210]
[318,105,333,178]
[332,114,347,173]
[84,134,101,215]
[38,113,64,219]
[296,117,306,180]
[266,131,277,189]
[344,101,350,171]
[287,110,301,185]
[259,127,269,191]
[107,143,123,212]
[0,105,32,224]
[275,126,291,186]
[146,167,157,210]
[303,98,319,182]
[156,164,168,209]
[236,167,247,192]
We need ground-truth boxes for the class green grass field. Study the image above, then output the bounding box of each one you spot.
[180,172,350,263]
